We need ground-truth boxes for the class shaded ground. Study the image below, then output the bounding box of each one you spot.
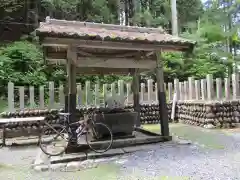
[1,123,240,180]
[0,99,7,112]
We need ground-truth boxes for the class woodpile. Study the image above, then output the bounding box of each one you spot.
[176,100,240,128]
[125,103,172,124]
[0,104,173,133]
[1,100,239,133]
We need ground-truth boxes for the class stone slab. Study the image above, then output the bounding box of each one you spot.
[34,149,50,166]
[50,163,66,171]
[87,148,125,159]
[51,152,87,164]
[34,164,49,172]
[235,123,240,128]
[51,148,125,164]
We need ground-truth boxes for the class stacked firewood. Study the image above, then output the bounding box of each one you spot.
[0,109,59,132]
[139,104,160,124]
[214,101,240,128]
[0,103,173,132]
[176,100,240,128]
[125,103,172,124]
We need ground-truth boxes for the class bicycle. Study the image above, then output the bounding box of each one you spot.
[39,110,113,156]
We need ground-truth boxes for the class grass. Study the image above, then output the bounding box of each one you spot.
[143,123,226,149]
[0,163,14,170]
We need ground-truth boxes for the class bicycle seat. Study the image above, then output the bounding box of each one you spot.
[59,112,70,116]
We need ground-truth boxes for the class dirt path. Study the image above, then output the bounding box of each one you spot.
[1,124,240,180]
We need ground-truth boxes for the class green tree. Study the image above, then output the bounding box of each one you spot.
[0,41,46,86]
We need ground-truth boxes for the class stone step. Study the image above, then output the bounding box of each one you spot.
[50,148,125,164]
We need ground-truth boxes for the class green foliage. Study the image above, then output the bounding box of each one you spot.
[0,0,239,100]
[0,0,24,12]
[0,41,46,86]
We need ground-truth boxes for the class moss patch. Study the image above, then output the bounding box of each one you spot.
[0,163,14,170]
[143,123,225,149]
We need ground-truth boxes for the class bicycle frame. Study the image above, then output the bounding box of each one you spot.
[43,121,70,140]
[42,111,98,142]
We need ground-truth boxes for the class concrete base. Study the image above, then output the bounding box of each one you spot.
[65,128,171,154]
[34,143,164,172]
[49,143,167,165]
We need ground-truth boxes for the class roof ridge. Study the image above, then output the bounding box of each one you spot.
[44,16,166,34]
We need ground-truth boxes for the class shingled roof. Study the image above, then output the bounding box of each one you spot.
[36,17,196,51]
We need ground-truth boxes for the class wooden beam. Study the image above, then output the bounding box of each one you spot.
[76,67,150,75]
[42,37,190,52]
[77,50,142,58]
[155,52,169,137]
[46,57,156,69]
[77,57,156,69]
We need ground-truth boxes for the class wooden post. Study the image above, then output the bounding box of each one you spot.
[111,83,116,98]
[8,82,14,112]
[174,79,179,100]
[140,83,145,103]
[168,82,173,101]
[103,84,108,104]
[200,79,207,100]
[147,79,153,103]
[49,81,55,109]
[94,83,100,106]
[188,77,194,100]
[132,69,140,127]
[126,83,131,104]
[183,81,188,100]
[85,81,91,107]
[59,85,65,108]
[179,82,184,100]
[224,77,230,99]
[39,86,45,109]
[29,86,35,108]
[156,52,169,137]
[216,78,222,100]
[19,86,25,110]
[195,80,200,100]
[76,84,82,108]
[67,47,77,145]
[232,73,239,99]
[118,80,124,98]
[206,74,213,100]
[155,83,158,103]
[64,84,68,112]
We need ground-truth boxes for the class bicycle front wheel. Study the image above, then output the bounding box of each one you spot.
[39,124,69,156]
[86,122,113,153]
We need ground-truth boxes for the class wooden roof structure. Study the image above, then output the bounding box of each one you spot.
[36,17,197,138]
[36,17,196,75]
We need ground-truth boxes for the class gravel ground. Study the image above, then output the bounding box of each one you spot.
[1,125,240,180]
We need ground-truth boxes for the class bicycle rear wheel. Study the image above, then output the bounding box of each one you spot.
[86,122,113,153]
[39,124,69,156]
